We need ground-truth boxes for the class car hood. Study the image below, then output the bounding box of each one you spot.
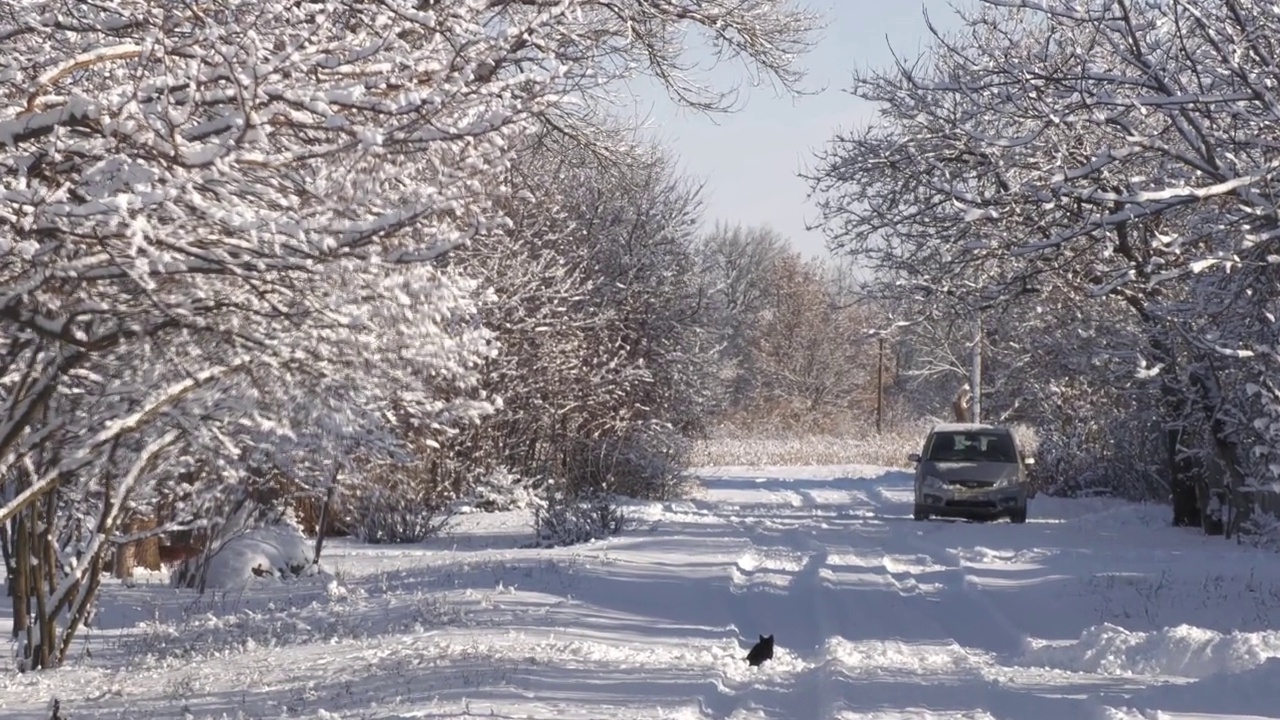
[920,461,1020,482]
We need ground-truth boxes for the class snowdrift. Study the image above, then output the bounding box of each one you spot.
[200,526,322,590]
[1020,622,1280,678]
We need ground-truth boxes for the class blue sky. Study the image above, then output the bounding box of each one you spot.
[629,1,964,258]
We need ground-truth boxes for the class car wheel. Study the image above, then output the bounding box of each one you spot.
[913,506,929,521]
[1009,508,1028,524]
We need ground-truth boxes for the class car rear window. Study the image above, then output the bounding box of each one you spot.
[925,431,1017,463]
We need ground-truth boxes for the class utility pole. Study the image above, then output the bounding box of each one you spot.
[875,335,885,434]
[969,313,983,424]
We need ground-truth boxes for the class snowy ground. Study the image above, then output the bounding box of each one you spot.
[5,465,1280,719]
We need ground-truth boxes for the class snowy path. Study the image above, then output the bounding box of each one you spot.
[6,465,1280,719]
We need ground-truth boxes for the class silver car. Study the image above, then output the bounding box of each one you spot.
[909,423,1033,523]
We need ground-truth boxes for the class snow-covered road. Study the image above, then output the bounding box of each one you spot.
[5,465,1280,719]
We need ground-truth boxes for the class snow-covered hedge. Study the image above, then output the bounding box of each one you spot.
[566,425,692,501]
[1032,415,1166,501]
[533,486,626,547]
[464,467,539,512]
[337,484,452,545]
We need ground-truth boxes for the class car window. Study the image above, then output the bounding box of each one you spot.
[925,431,1017,463]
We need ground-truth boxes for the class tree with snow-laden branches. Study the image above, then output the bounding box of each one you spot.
[0,0,819,668]
[430,128,720,542]
[814,0,1280,527]
[809,0,1280,530]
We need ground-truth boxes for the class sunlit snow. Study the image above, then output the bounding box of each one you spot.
[4,465,1279,718]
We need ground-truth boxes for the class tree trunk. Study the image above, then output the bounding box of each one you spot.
[28,504,53,670]
[1190,363,1249,538]
[11,515,30,647]
[0,522,13,599]
[1165,413,1201,527]
[313,469,339,565]
[58,553,103,666]
[1143,328,1199,527]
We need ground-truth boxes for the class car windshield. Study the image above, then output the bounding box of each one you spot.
[925,430,1017,463]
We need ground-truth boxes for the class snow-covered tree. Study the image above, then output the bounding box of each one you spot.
[810,0,1280,526]
[737,254,880,429]
[696,223,791,411]
[442,128,716,519]
[0,0,819,667]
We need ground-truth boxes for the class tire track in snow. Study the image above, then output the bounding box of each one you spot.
[822,550,952,598]
[689,474,1173,718]
[730,545,812,591]
[672,490,852,718]
[687,472,1073,718]
[867,481,916,516]
[741,484,1018,715]
[712,521,1024,719]
[840,482,1031,658]
[722,525,849,718]
[893,527,1029,656]
[719,501,972,718]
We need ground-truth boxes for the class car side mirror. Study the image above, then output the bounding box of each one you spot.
[908,453,921,463]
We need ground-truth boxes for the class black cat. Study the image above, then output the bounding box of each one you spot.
[746,634,774,667]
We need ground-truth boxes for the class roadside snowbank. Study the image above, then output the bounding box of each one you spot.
[1020,623,1280,678]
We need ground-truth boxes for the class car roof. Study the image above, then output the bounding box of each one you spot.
[928,422,1010,434]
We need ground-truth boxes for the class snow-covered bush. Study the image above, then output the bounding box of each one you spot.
[563,424,694,501]
[338,484,451,545]
[169,499,326,591]
[439,137,720,507]
[1031,415,1166,501]
[192,526,321,592]
[465,467,537,512]
[533,485,626,548]
[1244,361,1280,493]
[1239,506,1280,552]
